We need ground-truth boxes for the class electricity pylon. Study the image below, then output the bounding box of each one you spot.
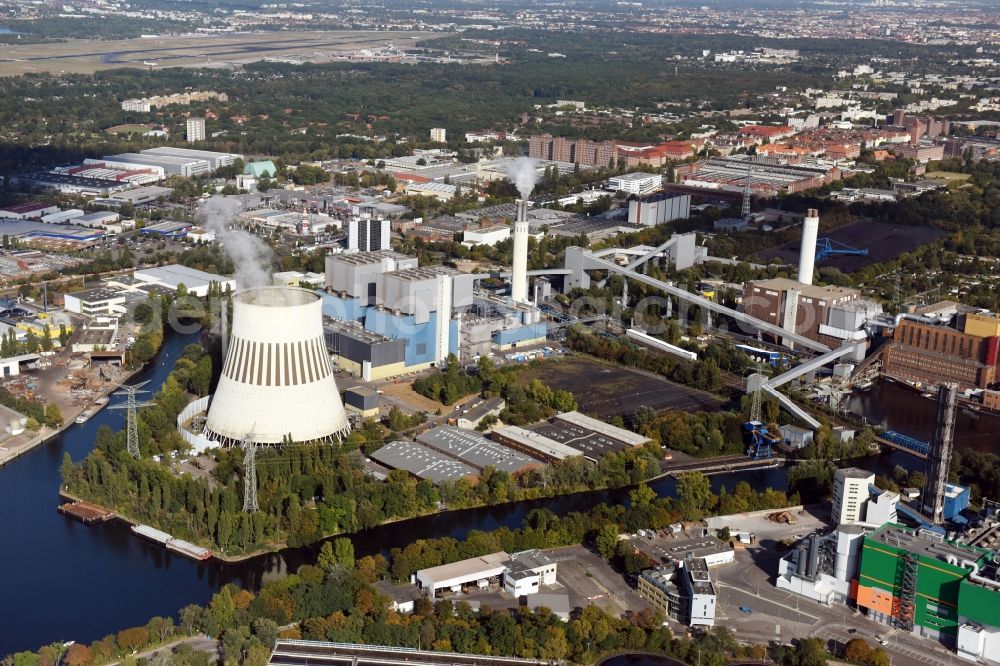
[241,431,258,513]
[109,380,154,458]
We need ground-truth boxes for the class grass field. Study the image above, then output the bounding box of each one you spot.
[106,124,154,134]
[925,171,971,181]
[0,30,435,76]
[518,355,728,420]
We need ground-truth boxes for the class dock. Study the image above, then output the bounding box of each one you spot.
[132,523,213,561]
[58,500,114,524]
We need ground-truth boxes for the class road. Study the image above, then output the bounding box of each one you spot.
[713,550,966,666]
[109,634,217,665]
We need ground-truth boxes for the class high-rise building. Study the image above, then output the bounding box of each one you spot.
[348,217,391,252]
[186,117,206,143]
[430,127,447,142]
[832,467,876,524]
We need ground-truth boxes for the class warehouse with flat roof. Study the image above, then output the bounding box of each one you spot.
[417,426,541,474]
[369,440,478,484]
[490,425,583,463]
[415,552,511,596]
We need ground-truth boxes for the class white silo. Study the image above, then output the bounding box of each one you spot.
[798,208,820,285]
[205,286,350,445]
[510,199,530,303]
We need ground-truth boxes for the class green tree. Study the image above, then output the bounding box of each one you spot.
[595,523,620,559]
[676,472,713,519]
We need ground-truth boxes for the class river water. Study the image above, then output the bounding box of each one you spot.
[0,347,988,655]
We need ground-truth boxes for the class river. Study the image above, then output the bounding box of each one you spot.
[0,352,989,655]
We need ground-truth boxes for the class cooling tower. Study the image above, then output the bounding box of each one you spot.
[511,199,529,303]
[205,286,350,445]
[798,208,820,285]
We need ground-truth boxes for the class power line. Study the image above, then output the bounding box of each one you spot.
[109,380,155,458]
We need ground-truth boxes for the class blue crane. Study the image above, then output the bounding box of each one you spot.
[816,238,869,262]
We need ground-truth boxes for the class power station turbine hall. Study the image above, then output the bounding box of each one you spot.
[205,286,351,446]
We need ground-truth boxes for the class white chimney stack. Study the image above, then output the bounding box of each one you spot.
[798,208,819,285]
[511,199,530,303]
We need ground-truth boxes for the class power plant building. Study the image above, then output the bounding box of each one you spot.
[348,217,391,252]
[856,523,1000,662]
[743,278,877,348]
[205,287,350,445]
[628,193,692,227]
[322,250,547,378]
[882,313,1000,390]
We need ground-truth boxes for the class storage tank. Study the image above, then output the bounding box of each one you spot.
[205,286,350,445]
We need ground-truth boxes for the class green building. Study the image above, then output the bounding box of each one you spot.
[856,523,1000,662]
[244,160,277,178]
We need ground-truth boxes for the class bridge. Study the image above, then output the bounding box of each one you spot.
[876,431,929,459]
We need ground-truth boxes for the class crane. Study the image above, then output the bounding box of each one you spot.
[815,238,869,262]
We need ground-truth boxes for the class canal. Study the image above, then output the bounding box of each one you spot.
[0,345,989,656]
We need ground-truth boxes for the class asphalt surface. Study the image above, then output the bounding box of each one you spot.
[714,550,970,666]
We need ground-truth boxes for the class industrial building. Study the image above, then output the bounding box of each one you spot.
[0,220,106,250]
[267,640,556,666]
[833,468,877,525]
[606,172,662,196]
[133,265,236,297]
[777,524,867,606]
[856,523,1000,661]
[415,552,511,596]
[205,287,351,446]
[489,425,584,462]
[369,440,479,483]
[502,551,558,597]
[324,319,407,381]
[742,277,877,348]
[322,250,546,378]
[140,147,239,171]
[627,192,691,227]
[674,157,841,195]
[881,312,1000,390]
[416,426,541,475]
[527,411,650,461]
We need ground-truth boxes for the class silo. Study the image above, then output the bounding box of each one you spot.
[205,286,350,445]
[798,209,820,285]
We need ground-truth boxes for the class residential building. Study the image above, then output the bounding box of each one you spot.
[348,217,391,252]
[430,128,447,142]
[186,117,206,143]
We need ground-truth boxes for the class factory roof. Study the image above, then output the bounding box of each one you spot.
[105,152,208,167]
[68,286,128,303]
[868,523,987,566]
[0,203,56,215]
[417,426,541,474]
[664,536,732,562]
[330,250,412,266]
[109,185,173,202]
[749,278,859,302]
[324,318,398,345]
[369,440,478,483]
[640,566,680,594]
[553,411,649,447]
[417,552,511,584]
[385,266,461,282]
[611,172,663,182]
[490,425,582,461]
[134,264,232,290]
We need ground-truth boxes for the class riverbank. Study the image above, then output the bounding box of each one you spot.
[0,363,142,469]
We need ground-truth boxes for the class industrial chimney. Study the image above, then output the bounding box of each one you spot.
[922,383,958,523]
[511,199,530,303]
[205,286,351,446]
[798,208,820,285]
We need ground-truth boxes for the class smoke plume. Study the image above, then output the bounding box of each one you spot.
[198,196,273,289]
[506,157,540,200]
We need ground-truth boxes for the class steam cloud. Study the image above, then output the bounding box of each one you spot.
[198,196,273,289]
[506,157,540,200]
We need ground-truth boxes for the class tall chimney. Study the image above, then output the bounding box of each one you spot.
[798,208,819,285]
[511,199,530,303]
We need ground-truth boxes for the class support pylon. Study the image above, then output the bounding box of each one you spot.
[242,433,258,513]
[750,385,762,423]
